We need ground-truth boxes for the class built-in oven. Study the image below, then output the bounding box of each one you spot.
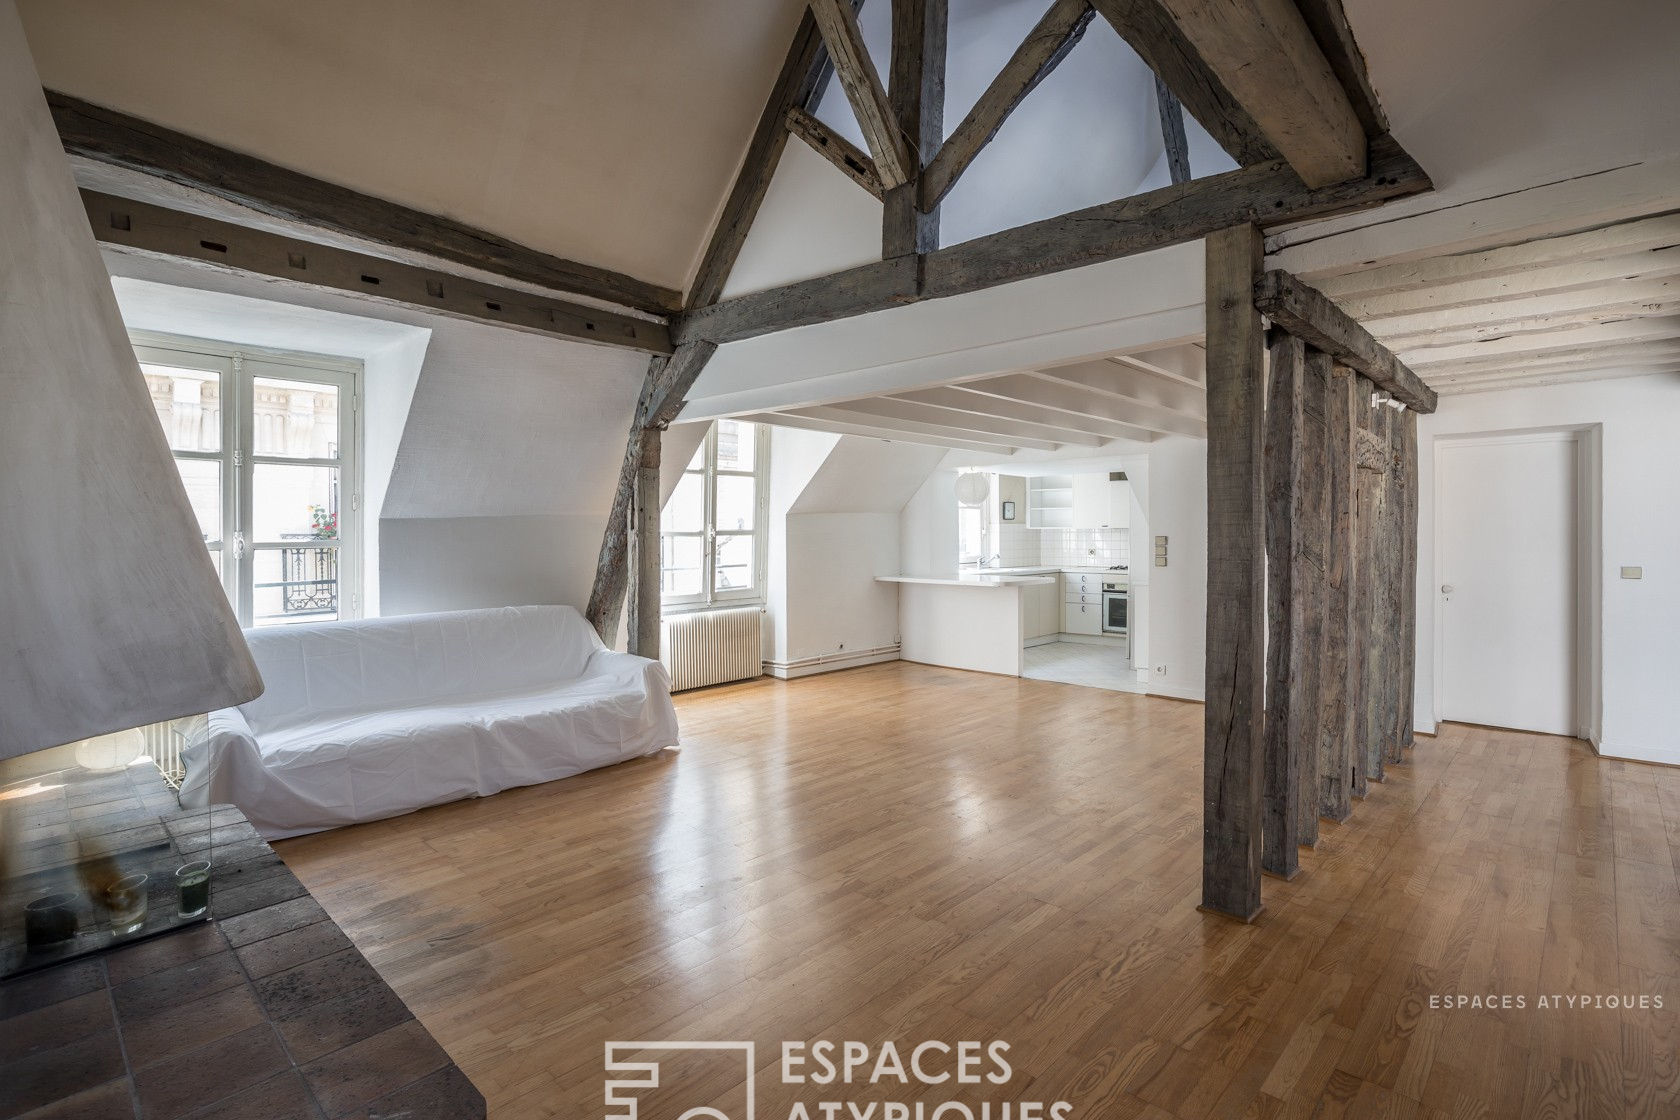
[1101,582,1128,636]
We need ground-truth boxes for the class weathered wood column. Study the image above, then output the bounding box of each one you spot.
[1202,223,1267,921]
[1296,350,1330,842]
[884,0,946,257]
[627,428,662,659]
[1359,391,1391,785]
[1318,362,1357,821]
[1349,374,1377,797]
[1381,402,1407,766]
[1398,408,1420,750]
[1262,331,1306,877]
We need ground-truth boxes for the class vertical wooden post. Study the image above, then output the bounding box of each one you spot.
[1382,404,1407,766]
[884,0,946,257]
[1398,408,1420,750]
[1350,373,1375,798]
[627,427,662,660]
[1318,361,1356,821]
[1263,330,1305,878]
[1202,223,1267,921]
[1296,352,1330,843]
[1360,392,1391,785]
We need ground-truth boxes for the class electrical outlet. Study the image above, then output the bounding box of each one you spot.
[1155,665,1167,676]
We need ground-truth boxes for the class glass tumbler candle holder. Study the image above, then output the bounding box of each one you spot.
[176,861,211,918]
[24,893,79,948]
[106,873,149,935]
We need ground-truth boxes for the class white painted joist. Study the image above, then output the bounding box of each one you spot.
[1313,212,1680,300]
[1404,317,1680,367]
[957,371,1209,438]
[1018,370,1208,437]
[1108,351,1206,391]
[1417,341,1680,381]
[1341,246,1680,320]
[890,385,1162,443]
[1435,363,1680,395]
[1382,302,1680,354]
[1268,154,1680,278]
[1032,356,1207,414]
[1366,276,1680,341]
[824,395,1106,447]
[748,410,1020,454]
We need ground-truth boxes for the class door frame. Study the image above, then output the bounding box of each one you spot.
[1430,424,1602,742]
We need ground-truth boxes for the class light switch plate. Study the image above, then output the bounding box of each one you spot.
[1621,566,1643,579]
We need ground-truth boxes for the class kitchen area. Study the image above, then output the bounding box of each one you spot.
[883,459,1152,693]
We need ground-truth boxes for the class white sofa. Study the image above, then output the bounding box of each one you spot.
[180,605,679,838]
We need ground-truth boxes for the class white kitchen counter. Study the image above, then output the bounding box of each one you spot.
[877,574,1057,587]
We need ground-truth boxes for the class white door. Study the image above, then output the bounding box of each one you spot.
[1437,433,1577,734]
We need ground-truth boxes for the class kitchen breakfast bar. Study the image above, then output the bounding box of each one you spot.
[876,572,1056,677]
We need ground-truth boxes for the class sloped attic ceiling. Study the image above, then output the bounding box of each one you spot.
[14,0,809,293]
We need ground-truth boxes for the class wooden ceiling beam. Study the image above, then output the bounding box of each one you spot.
[810,0,914,189]
[785,105,883,199]
[675,134,1429,346]
[50,90,680,316]
[1254,269,1437,412]
[919,0,1095,212]
[1155,75,1193,186]
[1086,0,1276,166]
[1291,0,1388,135]
[84,191,672,355]
[884,0,947,256]
[1151,0,1366,187]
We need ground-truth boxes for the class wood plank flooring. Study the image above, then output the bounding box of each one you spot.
[276,662,1680,1119]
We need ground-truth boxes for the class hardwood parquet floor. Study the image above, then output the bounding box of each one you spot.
[276,662,1680,1119]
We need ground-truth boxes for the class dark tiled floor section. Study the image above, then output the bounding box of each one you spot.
[0,801,483,1119]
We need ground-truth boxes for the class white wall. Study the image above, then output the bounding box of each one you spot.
[783,512,902,664]
[1416,373,1680,765]
[900,466,962,578]
[1141,436,1208,702]
[378,514,602,618]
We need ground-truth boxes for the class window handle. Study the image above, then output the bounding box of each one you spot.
[232,532,247,560]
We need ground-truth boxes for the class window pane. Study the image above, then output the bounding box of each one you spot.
[253,376,339,459]
[661,535,704,598]
[715,474,756,531]
[254,464,339,542]
[174,457,221,543]
[685,438,707,472]
[716,419,756,473]
[142,364,221,452]
[666,472,704,533]
[715,533,756,593]
[252,545,340,626]
[959,507,982,559]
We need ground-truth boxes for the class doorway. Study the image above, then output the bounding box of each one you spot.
[1435,430,1582,735]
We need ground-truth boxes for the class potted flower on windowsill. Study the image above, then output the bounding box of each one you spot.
[308,504,338,540]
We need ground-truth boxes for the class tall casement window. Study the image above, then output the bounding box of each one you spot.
[134,333,362,627]
[662,419,769,608]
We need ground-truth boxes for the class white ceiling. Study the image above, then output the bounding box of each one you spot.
[16,0,808,293]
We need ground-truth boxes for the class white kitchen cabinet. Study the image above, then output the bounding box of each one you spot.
[1068,473,1132,529]
[1106,479,1131,529]
[1071,474,1106,529]
[1062,600,1102,635]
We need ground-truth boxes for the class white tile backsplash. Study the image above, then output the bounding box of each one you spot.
[1041,528,1130,568]
[994,525,1129,569]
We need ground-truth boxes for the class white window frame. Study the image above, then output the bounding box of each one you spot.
[663,421,770,611]
[957,473,992,565]
[131,330,364,627]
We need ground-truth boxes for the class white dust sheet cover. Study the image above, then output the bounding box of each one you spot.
[181,605,679,837]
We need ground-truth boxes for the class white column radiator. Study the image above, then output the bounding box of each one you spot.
[661,607,763,691]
